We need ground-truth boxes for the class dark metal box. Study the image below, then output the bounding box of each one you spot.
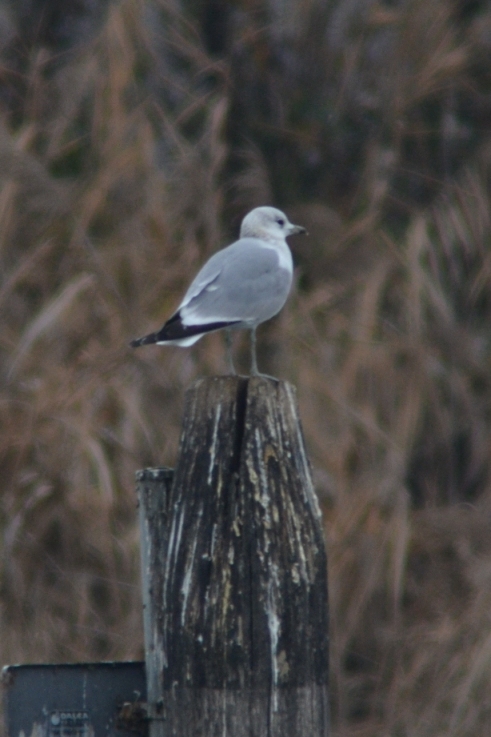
[2,661,146,737]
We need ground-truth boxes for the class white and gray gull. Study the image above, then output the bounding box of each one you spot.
[130,206,307,375]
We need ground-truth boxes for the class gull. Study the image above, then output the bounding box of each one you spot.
[130,206,306,375]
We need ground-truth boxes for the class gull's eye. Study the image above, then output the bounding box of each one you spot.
[276,218,285,227]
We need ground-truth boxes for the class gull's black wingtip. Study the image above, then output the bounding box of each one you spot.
[129,333,158,348]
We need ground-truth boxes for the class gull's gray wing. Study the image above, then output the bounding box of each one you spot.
[179,237,292,327]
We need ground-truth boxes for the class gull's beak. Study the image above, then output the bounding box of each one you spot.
[288,223,308,236]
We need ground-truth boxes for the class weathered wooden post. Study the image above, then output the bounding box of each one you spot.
[137,376,329,736]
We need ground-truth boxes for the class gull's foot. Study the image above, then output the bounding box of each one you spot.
[249,371,280,382]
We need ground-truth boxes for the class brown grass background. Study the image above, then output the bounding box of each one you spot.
[1,0,491,734]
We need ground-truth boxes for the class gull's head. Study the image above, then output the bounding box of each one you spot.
[240,206,307,243]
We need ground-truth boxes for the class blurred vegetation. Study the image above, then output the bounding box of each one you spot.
[1,0,491,734]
